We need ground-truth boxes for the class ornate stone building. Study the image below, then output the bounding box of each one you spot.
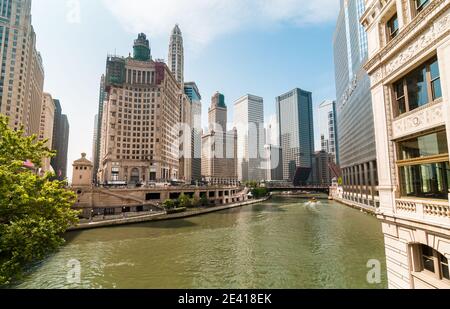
[39,92,55,172]
[98,33,181,184]
[0,0,45,136]
[202,92,238,185]
[362,0,450,288]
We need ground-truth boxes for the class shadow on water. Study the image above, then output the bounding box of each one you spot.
[140,219,198,229]
[64,219,199,244]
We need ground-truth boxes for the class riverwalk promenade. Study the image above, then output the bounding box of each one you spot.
[68,195,272,231]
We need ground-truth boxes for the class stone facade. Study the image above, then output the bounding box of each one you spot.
[362,0,450,289]
[0,0,44,136]
[72,153,93,187]
[72,184,247,219]
[39,93,55,172]
[201,92,238,185]
[98,34,181,184]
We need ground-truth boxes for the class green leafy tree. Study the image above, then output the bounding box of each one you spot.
[0,115,79,286]
[200,196,209,207]
[190,197,200,208]
[251,187,269,199]
[162,199,175,210]
[178,194,192,208]
[245,181,259,189]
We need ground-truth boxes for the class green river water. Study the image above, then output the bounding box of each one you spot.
[15,197,388,289]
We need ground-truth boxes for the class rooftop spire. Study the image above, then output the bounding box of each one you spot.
[133,33,151,61]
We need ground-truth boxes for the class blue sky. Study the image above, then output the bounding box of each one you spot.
[31,0,339,179]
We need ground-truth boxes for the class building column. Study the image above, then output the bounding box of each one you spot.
[439,37,450,202]
[364,162,370,204]
[363,162,370,204]
[369,160,376,207]
[352,165,357,199]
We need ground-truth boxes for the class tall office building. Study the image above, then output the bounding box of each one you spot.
[0,0,45,136]
[93,75,106,183]
[184,82,202,182]
[362,0,450,289]
[92,114,98,162]
[39,92,55,172]
[318,100,339,163]
[202,92,238,185]
[264,144,283,181]
[313,150,333,186]
[168,24,184,85]
[51,99,69,180]
[333,0,378,209]
[265,115,279,147]
[98,33,181,184]
[234,94,265,182]
[276,88,314,185]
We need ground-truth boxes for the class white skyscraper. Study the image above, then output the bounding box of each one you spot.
[168,24,184,85]
[318,100,338,163]
[265,114,279,146]
[234,94,265,182]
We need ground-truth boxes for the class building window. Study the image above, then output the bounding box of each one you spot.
[415,244,450,283]
[393,57,442,117]
[398,130,450,200]
[416,0,430,14]
[386,13,399,41]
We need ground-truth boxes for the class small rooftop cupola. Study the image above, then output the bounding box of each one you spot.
[72,153,93,187]
[133,33,151,61]
[212,92,226,108]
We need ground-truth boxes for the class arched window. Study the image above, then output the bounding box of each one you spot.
[415,244,449,282]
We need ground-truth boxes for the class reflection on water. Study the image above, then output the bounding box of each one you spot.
[14,197,387,289]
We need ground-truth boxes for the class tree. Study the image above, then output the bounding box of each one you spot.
[0,115,79,286]
[245,181,259,189]
[200,196,209,207]
[190,197,201,208]
[178,194,192,208]
[251,187,269,199]
[162,199,175,210]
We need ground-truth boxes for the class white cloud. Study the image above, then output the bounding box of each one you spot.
[103,0,339,48]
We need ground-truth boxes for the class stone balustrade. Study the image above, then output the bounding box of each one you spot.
[395,198,450,227]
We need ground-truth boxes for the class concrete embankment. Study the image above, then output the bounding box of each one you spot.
[68,195,271,231]
[332,197,377,215]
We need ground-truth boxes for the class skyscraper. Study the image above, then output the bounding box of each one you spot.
[0,0,44,136]
[276,88,314,184]
[202,92,237,185]
[318,100,339,163]
[234,94,265,182]
[92,114,98,162]
[168,24,184,85]
[265,115,279,147]
[98,33,181,184]
[39,93,55,172]
[333,0,378,209]
[184,82,202,182]
[93,75,106,183]
[51,99,69,180]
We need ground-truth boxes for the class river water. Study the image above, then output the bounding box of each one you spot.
[15,197,387,289]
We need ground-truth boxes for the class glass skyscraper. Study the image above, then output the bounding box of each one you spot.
[276,88,314,184]
[333,0,378,208]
